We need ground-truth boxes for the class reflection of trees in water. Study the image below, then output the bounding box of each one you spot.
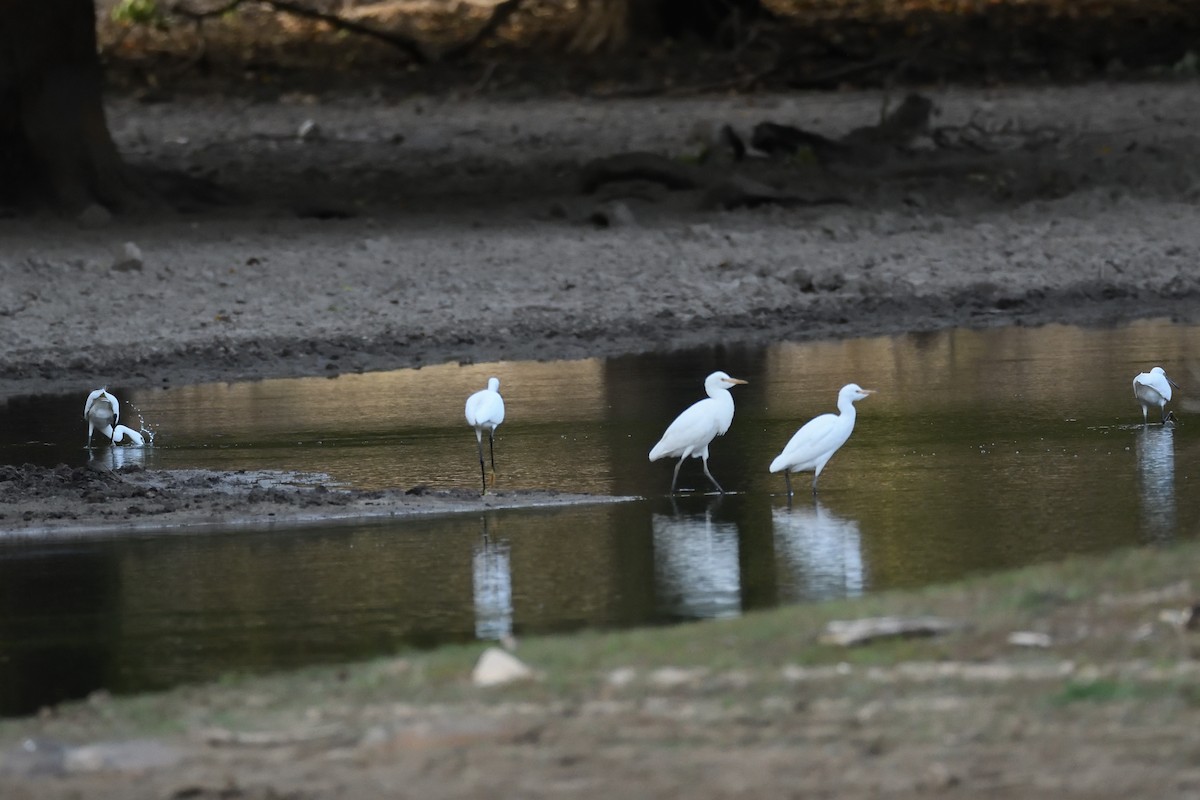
[1135,426,1175,543]
[473,527,513,641]
[651,502,741,621]
[772,502,863,603]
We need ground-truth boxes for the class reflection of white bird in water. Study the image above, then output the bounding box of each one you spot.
[770,383,873,496]
[651,506,742,619]
[473,534,513,641]
[649,371,748,494]
[1135,426,1176,542]
[771,503,864,602]
[465,377,505,494]
[1132,366,1179,425]
[84,387,145,448]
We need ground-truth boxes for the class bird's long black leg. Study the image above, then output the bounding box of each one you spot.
[702,456,725,495]
[488,430,498,488]
[476,433,487,495]
[783,470,793,498]
[670,457,684,494]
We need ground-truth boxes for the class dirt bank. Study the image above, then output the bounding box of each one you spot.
[2,80,1199,400]
[0,463,635,538]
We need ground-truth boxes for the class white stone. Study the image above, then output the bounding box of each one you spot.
[471,647,533,687]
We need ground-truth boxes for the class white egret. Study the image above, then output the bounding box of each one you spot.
[84,387,117,447]
[649,371,748,495]
[769,383,874,496]
[465,377,506,494]
[84,387,146,448]
[1132,366,1179,425]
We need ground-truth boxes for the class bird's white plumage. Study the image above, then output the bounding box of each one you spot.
[650,371,743,462]
[466,376,506,494]
[84,387,147,447]
[84,388,119,446]
[770,383,873,494]
[85,388,119,427]
[1132,366,1178,424]
[110,425,146,446]
[649,371,747,494]
[465,376,506,434]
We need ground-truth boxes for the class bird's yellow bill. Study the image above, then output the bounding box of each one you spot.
[724,377,749,385]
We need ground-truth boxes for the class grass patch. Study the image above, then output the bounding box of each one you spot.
[1050,679,1147,706]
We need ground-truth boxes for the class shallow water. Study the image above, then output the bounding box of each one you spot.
[1,319,1197,715]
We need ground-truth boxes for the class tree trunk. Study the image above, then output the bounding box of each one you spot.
[570,0,769,53]
[0,0,135,211]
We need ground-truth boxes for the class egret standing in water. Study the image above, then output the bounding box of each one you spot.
[466,377,505,494]
[649,371,748,495]
[84,387,118,448]
[84,387,146,448]
[770,383,873,497]
[1133,366,1179,425]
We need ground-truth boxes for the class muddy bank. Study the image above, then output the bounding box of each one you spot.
[2,81,1200,399]
[0,463,634,538]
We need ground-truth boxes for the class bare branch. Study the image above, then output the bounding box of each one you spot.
[440,0,525,61]
[168,0,431,63]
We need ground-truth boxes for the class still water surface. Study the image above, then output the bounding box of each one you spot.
[1,319,1197,716]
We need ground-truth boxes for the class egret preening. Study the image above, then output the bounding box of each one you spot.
[465,377,505,494]
[1133,366,1179,425]
[649,371,748,495]
[770,383,874,497]
[83,388,147,448]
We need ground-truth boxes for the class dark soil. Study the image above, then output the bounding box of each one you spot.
[0,462,631,537]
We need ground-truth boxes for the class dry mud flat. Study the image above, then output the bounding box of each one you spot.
[2,81,1200,398]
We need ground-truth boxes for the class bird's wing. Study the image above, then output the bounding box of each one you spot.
[1145,371,1173,402]
[478,392,505,427]
[85,390,118,423]
[465,390,484,424]
[650,399,721,461]
[466,390,505,428]
[84,388,104,419]
[769,413,841,472]
[1133,374,1167,404]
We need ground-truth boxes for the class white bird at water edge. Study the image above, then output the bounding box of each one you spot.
[1132,366,1179,425]
[84,387,146,448]
[769,383,873,497]
[465,377,506,495]
[649,370,748,495]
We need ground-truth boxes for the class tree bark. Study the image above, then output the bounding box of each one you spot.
[0,0,135,211]
[570,0,769,53]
